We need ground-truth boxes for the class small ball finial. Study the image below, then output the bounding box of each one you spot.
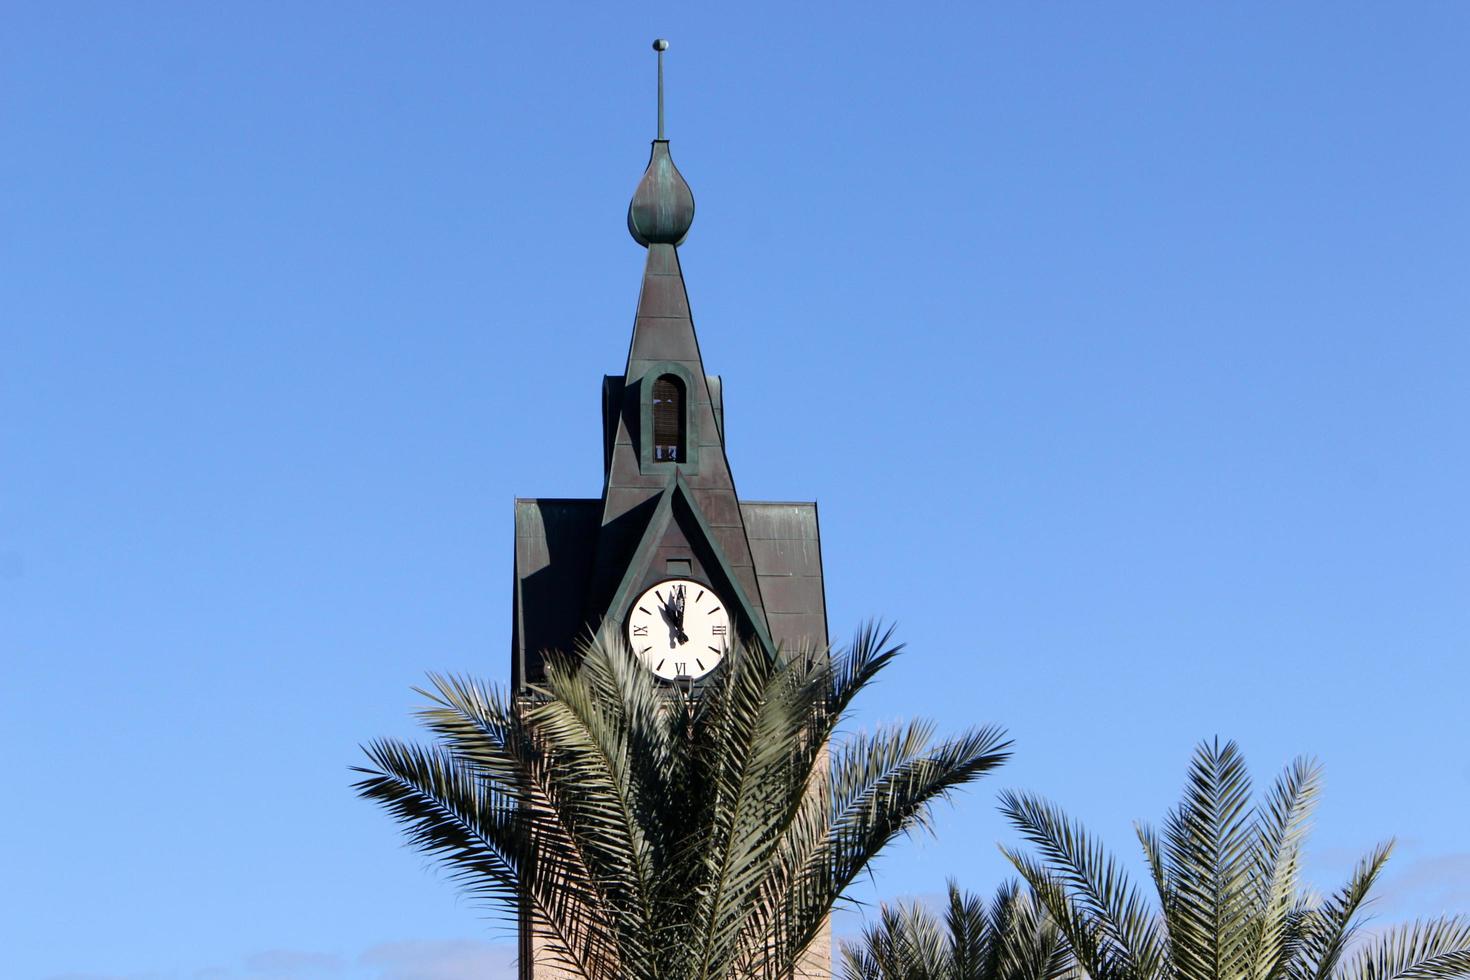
[653,38,669,51]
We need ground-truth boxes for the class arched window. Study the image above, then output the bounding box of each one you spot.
[651,374,686,462]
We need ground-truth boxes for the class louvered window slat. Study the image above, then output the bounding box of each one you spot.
[652,375,685,462]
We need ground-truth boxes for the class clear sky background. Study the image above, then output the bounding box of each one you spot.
[4,4,1468,979]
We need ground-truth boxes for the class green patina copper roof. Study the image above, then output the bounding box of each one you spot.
[628,141,694,246]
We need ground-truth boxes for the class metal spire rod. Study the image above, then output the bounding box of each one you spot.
[653,38,669,139]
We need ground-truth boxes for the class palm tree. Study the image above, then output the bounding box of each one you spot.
[839,879,1074,980]
[354,624,1011,980]
[1000,739,1470,980]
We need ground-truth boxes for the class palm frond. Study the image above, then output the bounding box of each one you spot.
[783,724,1011,942]
[1246,756,1323,980]
[1000,789,1165,980]
[352,738,619,980]
[986,879,1075,980]
[947,879,991,980]
[1002,843,1137,980]
[1158,738,1258,980]
[1338,917,1470,980]
[1002,742,1470,980]
[839,897,945,980]
[1295,842,1396,980]
[839,879,1072,980]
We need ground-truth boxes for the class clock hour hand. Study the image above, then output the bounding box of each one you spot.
[659,595,689,647]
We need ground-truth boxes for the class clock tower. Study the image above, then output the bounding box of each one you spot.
[509,41,830,977]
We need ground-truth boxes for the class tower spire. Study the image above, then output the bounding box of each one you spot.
[628,38,694,247]
[654,38,667,140]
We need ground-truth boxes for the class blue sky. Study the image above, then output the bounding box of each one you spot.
[3,4,1468,979]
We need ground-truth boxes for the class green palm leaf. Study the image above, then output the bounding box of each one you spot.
[1340,918,1470,980]
[1001,741,1470,980]
[839,880,1073,980]
[1000,789,1165,980]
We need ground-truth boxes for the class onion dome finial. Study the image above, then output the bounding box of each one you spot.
[628,39,695,247]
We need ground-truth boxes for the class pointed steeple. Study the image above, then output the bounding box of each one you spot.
[585,40,770,643]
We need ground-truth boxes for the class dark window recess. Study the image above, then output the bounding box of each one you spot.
[652,375,686,462]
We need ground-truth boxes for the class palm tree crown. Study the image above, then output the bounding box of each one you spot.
[1000,739,1470,980]
[840,879,1074,980]
[354,625,1011,980]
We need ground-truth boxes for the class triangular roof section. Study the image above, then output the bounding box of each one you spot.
[604,470,773,653]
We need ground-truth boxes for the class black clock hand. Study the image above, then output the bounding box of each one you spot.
[665,589,690,646]
[659,596,689,647]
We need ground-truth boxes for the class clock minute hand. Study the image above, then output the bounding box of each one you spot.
[659,596,688,647]
[668,592,690,646]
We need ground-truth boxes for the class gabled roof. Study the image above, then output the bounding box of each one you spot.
[602,470,773,652]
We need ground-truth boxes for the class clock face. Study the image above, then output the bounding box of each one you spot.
[625,578,731,681]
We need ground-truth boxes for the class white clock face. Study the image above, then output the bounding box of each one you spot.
[625,578,731,681]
